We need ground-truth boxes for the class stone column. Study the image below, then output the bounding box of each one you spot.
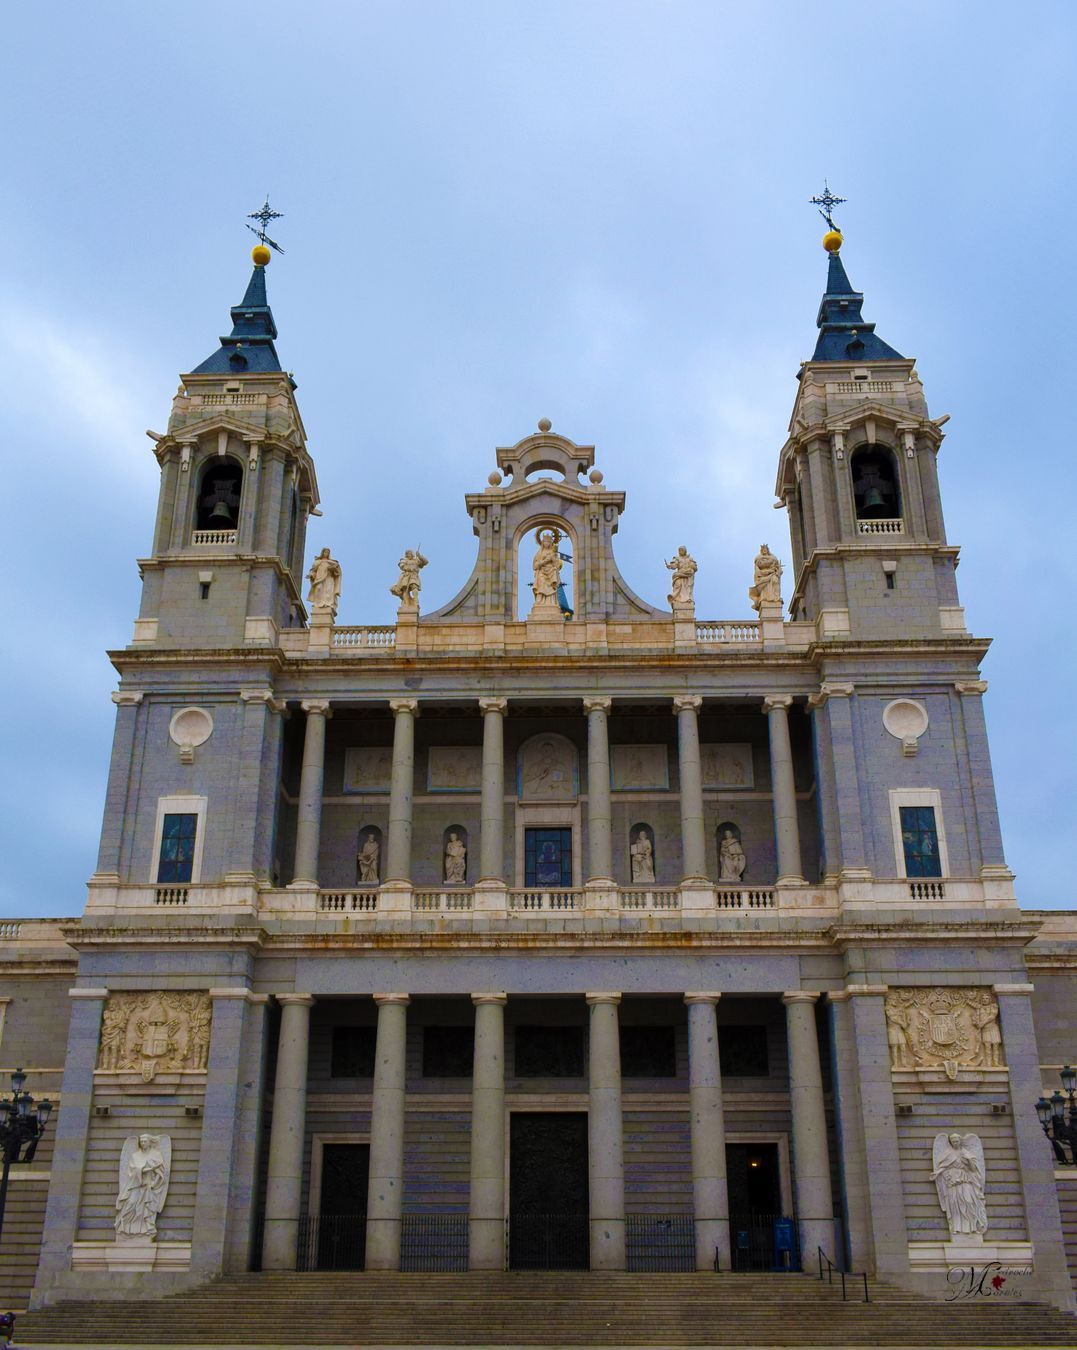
[764,696,805,884]
[366,993,410,1269]
[478,698,507,883]
[385,700,419,885]
[674,695,707,882]
[262,994,315,1270]
[586,993,625,1269]
[782,993,835,1262]
[291,701,331,886]
[584,697,614,884]
[684,993,730,1270]
[469,993,508,1269]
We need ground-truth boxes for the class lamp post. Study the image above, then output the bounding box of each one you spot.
[1035,1063,1077,1166]
[0,1068,53,1246]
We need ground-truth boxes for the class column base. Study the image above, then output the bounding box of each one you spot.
[260,1219,298,1271]
[286,879,318,893]
[472,880,508,912]
[468,1217,506,1270]
[364,1217,401,1271]
[584,879,618,914]
[680,880,715,910]
[589,1217,626,1270]
[694,1218,731,1272]
[377,881,413,913]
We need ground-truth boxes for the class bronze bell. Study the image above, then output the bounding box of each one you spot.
[208,498,236,525]
[862,486,886,511]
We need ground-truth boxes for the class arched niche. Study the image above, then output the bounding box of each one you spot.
[356,825,383,885]
[517,733,578,801]
[443,825,469,884]
[716,821,747,883]
[850,445,902,522]
[514,516,577,621]
[628,823,656,884]
[194,456,244,533]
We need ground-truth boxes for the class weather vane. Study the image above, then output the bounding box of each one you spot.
[809,181,846,232]
[246,197,285,254]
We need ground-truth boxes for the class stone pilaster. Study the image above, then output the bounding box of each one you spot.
[228,692,286,882]
[584,697,614,885]
[586,993,625,1269]
[95,693,143,880]
[385,701,419,887]
[366,994,410,1270]
[684,993,730,1270]
[764,696,804,884]
[782,993,835,1261]
[673,696,707,883]
[469,993,508,1269]
[261,994,315,1270]
[291,702,331,886]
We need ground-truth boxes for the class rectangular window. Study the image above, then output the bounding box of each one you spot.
[331,1026,377,1078]
[719,1025,770,1078]
[620,1025,677,1078]
[156,813,198,884]
[524,828,572,887]
[899,805,943,878]
[422,1026,474,1078]
[514,1025,584,1078]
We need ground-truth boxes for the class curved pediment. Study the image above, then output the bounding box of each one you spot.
[495,425,596,485]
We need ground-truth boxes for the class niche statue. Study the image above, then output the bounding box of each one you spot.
[357,832,381,884]
[719,829,746,882]
[630,830,655,884]
[444,832,467,884]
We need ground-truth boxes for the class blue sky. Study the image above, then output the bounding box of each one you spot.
[2,2,1074,914]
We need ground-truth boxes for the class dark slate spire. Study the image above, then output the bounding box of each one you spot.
[190,262,284,375]
[811,248,903,363]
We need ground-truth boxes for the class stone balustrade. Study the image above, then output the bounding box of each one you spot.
[190,529,238,546]
[855,518,904,535]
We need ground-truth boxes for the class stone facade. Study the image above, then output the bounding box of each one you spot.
[2,241,1076,1316]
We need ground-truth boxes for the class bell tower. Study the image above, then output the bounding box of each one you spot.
[775,214,961,641]
[132,236,318,650]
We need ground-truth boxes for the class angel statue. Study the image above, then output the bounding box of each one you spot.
[307,547,342,615]
[748,544,783,612]
[115,1133,171,1239]
[931,1131,988,1238]
[665,546,698,609]
[390,548,428,611]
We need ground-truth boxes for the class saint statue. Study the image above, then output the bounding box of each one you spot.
[931,1132,988,1237]
[444,832,467,884]
[665,545,698,609]
[630,830,655,884]
[884,991,916,1070]
[748,544,783,611]
[971,992,1003,1068]
[306,547,342,615]
[357,832,381,884]
[390,548,428,610]
[115,1133,170,1239]
[98,1003,127,1072]
[530,528,563,611]
[719,829,747,882]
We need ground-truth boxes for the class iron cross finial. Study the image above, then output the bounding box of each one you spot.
[809,181,846,232]
[245,197,285,254]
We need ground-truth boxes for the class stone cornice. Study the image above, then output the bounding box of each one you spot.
[255,927,839,955]
[58,925,267,951]
[827,920,1041,949]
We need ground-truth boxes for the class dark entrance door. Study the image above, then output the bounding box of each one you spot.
[311,1143,369,1270]
[509,1112,589,1269]
[726,1142,793,1270]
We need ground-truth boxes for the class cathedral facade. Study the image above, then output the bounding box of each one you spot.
[2,231,1076,1315]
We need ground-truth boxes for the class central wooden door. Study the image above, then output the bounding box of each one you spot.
[509,1112,589,1269]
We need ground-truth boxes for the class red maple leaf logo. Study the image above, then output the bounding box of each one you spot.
[990,1274,1006,1291]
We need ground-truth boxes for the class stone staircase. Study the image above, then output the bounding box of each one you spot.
[17,1271,1077,1346]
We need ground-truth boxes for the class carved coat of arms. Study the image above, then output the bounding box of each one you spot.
[97,992,212,1082]
[884,988,1002,1078]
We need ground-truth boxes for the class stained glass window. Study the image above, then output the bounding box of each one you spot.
[157,813,198,883]
[900,805,942,878]
[524,828,572,887]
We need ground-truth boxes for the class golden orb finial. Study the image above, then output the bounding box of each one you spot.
[822,229,843,253]
[251,243,272,267]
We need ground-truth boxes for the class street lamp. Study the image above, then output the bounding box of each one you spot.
[0,1068,53,1246]
[1035,1064,1077,1165]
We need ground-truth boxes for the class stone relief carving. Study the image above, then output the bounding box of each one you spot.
[701,743,754,789]
[343,747,393,793]
[97,992,213,1082]
[611,745,669,790]
[390,548,428,612]
[883,988,1005,1077]
[518,735,576,800]
[665,545,697,609]
[428,745,483,791]
[882,698,929,757]
[306,547,342,616]
[115,1133,171,1240]
[931,1132,988,1238]
[748,543,783,611]
[168,707,213,765]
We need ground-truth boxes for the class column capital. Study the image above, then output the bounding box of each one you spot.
[781,991,821,1005]
[240,689,287,714]
[111,690,143,707]
[763,694,794,713]
[583,696,612,714]
[672,694,702,714]
[209,987,270,1003]
[993,982,1035,995]
[585,991,622,1006]
[68,987,110,1000]
[471,992,508,1006]
[373,992,411,1006]
[300,700,332,718]
[807,682,854,710]
[389,698,420,717]
[955,680,989,696]
[683,992,722,1006]
[276,993,316,1007]
[478,696,508,714]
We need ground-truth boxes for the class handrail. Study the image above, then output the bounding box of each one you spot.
[817,1245,869,1302]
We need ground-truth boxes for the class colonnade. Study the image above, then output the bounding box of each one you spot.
[289,694,804,889]
[259,990,834,1272]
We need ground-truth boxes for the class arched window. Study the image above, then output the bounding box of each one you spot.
[628,824,656,884]
[443,825,469,884]
[195,457,243,533]
[850,446,902,522]
[716,821,747,883]
[356,826,383,885]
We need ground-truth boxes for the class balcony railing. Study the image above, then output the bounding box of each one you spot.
[319,890,379,912]
[413,889,474,911]
[332,626,396,649]
[619,888,680,911]
[856,518,904,535]
[714,887,776,910]
[191,529,237,545]
[508,888,583,911]
[695,621,761,643]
